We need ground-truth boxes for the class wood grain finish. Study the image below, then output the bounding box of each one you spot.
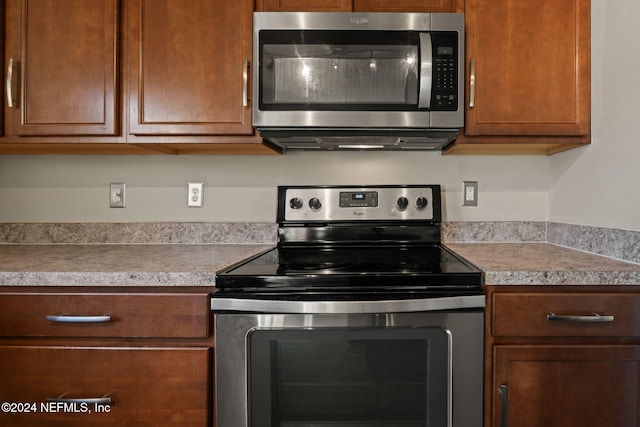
[494,346,640,427]
[128,0,254,136]
[5,0,118,136]
[0,287,214,426]
[487,286,640,427]
[451,0,591,154]
[257,0,353,11]
[353,0,452,12]
[493,293,640,337]
[0,346,211,426]
[465,0,590,136]
[0,292,211,338]
[258,0,452,13]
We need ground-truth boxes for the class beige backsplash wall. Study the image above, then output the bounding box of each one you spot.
[0,152,549,223]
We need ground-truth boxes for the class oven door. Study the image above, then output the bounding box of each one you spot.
[213,298,484,427]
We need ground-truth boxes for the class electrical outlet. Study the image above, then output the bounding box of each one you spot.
[110,183,126,208]
[463,181,478,206]
[188,182,204,207]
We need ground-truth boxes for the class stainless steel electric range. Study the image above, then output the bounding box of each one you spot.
[212,185,485,427]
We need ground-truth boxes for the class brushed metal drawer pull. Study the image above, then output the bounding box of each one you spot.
[546,313,614,323]
[6,57,19,108]
[469,58,476,108]
[46,397,112,405]
[242,57,249,107]
[499,384,508,427]
[46,315,112,323]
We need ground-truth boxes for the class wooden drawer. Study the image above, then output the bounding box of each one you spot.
[492,293,640,338]
[0,292,211,338]
[0,346,210,426]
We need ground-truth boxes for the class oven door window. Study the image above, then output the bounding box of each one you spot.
[248,327,450,427]
[259,31,420,111]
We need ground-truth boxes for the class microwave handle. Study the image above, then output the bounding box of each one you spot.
[418,33,432,109]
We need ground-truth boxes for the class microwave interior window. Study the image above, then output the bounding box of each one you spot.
[249,327,449,427]
[260,31,419,109]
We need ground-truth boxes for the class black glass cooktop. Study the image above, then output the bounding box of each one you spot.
[215,244,483,296]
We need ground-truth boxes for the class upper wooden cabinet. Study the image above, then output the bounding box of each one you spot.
[446,0,591,155]
[354,0,452,12]
[127,0,254,136]
[4,0,119,136]
[1,0,273,154]
[257,0,353,11]
[257,0,453,12]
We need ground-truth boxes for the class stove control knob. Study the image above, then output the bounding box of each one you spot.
[289,197,303,209]
[396,197,409,211]
[308,197,322,211]
[416,196,429,210]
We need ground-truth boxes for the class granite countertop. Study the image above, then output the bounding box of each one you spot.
[446,243,640,285]
[1,241,639,288]
[0,244,274,287]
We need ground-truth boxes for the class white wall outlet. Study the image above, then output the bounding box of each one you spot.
[188,182,204,207]
[109,183,126,208]
[463,181,478,206]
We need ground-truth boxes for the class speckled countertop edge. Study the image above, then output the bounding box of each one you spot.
[0,244,275,287]
[0,222,638,287]
[446,243,640,285]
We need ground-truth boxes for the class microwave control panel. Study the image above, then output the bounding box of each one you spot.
[430,32,459,112]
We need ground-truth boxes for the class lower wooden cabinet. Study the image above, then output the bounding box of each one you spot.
[0,287,214,427]
[0,346,211,426]
[487,286,640,427]
[494,345,640,427]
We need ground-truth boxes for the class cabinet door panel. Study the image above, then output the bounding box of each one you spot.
[258,0,353,11]
[465,0,590,136]
[6,0,118,136]
[128,0,253,135]
[0,346,210,426]
[494,346,640,427]
[353,0,452,12]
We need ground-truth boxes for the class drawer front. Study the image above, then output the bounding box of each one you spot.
[0,293,210,338]
[492,293,640,337]
[0,346,210,426]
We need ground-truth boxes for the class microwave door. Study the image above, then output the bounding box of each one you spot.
[418,33,433,110]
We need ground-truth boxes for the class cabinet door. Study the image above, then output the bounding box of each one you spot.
[353,0,452,12]
[128,0,253,135]
[0,346,210,426]
[257,0,353,11]
[4,0,118,136]
[493,346,640,427]
[464,0,590,136]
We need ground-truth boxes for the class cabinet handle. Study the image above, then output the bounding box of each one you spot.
[469,58,475,108]
[499,384,508,427]
[6,57,19,108]
[242,57,249,108]
[46,397,112,405]
[46,315,112,323]
[546,313,614,323]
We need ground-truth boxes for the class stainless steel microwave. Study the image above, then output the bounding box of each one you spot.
[252,12,464,151]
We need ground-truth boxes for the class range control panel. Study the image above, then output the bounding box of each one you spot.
[279,185,440,222]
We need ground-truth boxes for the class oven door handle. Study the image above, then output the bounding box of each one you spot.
[211,295,485,314]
